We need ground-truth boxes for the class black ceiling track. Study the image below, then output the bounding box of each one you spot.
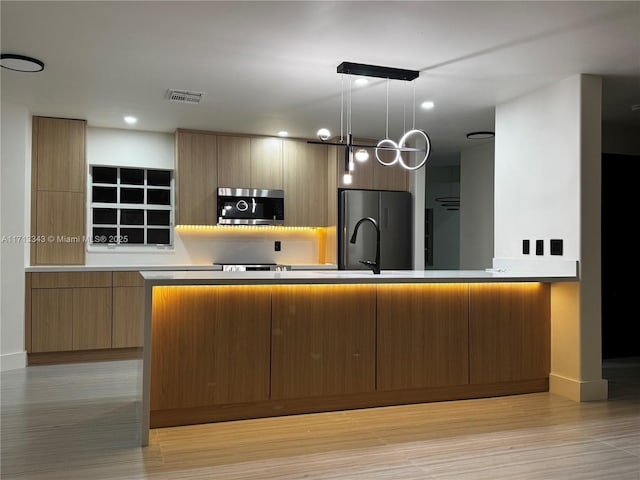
[336,62,419,81]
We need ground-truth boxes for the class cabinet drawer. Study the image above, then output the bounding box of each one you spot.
[113,271,144,287]
[31,271,112,289]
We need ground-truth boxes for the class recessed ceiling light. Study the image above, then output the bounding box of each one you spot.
[277,131,288,137]
[466,131,495,139]
[0,53,45,72]
[124,116,138,125]
[421,101,435,110]
[354,78,369,87]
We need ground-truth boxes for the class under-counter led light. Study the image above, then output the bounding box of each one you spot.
[421,101,435,110]
[124,116,138,125]
[354,78,368,87]
[277,131,289,137]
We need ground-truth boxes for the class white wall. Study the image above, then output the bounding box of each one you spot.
[1,102,30,371]
[494,76,581,262]
[459,142,494,269]
[495,74,607,401]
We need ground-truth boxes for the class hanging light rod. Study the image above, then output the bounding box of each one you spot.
[336,62,420,81]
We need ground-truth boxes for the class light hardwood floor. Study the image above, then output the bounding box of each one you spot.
[1,358,638,479]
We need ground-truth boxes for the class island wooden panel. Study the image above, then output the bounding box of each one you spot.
[469,283,550,384]
[271,284,376,399]
[151,286,272,411]
[377,284,469,391]
[72,287,112,350]
[176,130,218,225]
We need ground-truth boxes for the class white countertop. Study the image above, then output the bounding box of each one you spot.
[25,264,337,272]
[139,268,579,285]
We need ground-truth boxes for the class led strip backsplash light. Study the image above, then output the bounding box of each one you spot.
[176,225,319,232]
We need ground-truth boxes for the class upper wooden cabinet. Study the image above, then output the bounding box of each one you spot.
[217,136,283,189]
[283,140,328,226]
[250,137,283,189]
[31,116,86,265]
[175,130,218,225]
[33,117,86,192]
[217,135,250,187]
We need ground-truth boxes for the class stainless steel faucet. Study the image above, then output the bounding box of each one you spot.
[349,216,381,274]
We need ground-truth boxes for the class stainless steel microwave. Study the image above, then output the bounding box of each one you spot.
[217,187,284,225]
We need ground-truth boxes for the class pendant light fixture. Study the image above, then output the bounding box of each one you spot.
[309,61,432,176]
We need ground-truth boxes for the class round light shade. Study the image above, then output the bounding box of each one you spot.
[1,54,44,72]
[317,128,331,141]
[354,148,369,162]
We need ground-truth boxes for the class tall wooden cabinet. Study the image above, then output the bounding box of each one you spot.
[31,116,86,265]
[175,130,218,225]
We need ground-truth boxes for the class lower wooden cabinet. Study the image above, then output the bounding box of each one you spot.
[72,287,112,350]
[28,271,145,356]
[271,285,376,399]
[112,272,145,348]
[377,284,469,391]
[31,288,74,353]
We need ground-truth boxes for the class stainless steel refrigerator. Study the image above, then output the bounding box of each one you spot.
[339,189,413,270]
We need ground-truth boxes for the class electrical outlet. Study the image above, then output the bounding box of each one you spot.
[550,239,563,255]
[522,239,530,255]
[536,239,544,256]
[274,240,281,252]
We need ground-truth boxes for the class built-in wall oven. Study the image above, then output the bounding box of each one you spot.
[217,188,284,225]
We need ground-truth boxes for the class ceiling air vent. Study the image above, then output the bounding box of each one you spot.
[166,89,204,104]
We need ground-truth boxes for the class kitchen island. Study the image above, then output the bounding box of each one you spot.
[140,267,578,446]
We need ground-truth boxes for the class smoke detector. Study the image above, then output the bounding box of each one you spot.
[166,89,204,104]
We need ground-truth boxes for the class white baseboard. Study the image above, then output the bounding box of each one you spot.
[549,373,608,401]
[0,351,27,371]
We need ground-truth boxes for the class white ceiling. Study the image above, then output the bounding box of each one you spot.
[2,1,639,165]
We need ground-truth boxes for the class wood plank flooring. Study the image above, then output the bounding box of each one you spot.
[1,358,639,479]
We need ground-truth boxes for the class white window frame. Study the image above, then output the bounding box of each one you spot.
[87,165,175,250]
